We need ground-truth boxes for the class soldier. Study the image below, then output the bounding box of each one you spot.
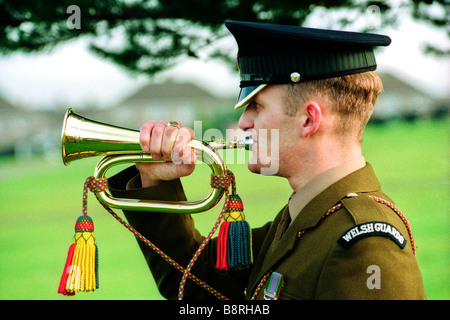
[108,20,426,299]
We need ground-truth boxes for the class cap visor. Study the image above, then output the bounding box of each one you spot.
[234,84,268,109]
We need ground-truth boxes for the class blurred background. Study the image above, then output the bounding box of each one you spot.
[0,0,448,300]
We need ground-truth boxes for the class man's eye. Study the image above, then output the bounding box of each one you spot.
[248,101,262,111]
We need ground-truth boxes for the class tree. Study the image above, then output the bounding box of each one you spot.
[0,0,448,76]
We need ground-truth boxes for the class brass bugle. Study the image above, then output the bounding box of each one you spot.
[61,108,252,214]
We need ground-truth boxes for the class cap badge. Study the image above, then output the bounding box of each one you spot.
[290,72,301,83]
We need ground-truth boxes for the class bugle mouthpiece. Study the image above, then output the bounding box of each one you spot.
[206,137,253,151]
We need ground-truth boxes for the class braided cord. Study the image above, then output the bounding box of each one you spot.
[296,203,344,238]
[177,170,236,300]
[84,176,229,300]
[83,175,416,300]
[83,176,107,216]
[250,271,272,300]
[368,196,416,256]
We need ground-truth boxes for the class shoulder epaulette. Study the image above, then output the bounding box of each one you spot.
[341,193,389,225]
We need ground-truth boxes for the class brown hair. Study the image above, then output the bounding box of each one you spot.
[283,71,383,141]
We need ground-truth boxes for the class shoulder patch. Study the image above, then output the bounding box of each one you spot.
[338,221,407,250]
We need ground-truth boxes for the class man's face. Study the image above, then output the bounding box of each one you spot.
[238,85,300,176]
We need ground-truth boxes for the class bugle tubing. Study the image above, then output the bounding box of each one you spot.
[61,108,252,213]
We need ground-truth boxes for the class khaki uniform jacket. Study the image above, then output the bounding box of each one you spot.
[108,163,426,300]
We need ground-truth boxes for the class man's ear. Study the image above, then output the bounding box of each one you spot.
[301,102,322,138]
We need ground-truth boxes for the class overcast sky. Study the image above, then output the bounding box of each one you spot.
[0,11,448,110]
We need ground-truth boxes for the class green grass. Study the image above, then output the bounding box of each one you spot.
[0,118,448,300]
[362,119,449,300]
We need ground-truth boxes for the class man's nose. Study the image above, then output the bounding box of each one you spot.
[238,105,255,131]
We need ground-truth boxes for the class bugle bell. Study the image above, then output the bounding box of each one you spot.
[61,108,252,213]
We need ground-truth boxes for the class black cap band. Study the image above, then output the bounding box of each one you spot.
[239,48,377,87]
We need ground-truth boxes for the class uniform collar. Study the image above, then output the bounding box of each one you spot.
[289,161,381,233]
[288,156,366,222]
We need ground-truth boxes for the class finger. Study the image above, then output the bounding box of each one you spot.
[170,126,189,163]
[140,120,157,152]
[171,126,192,163]
[161,123,180,161]
[180,145,197,165]
[175,127,194,147]
[149,120,168,160]
[174,127,194,156]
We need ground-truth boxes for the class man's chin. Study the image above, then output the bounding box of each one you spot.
[247,162,261,174]
[247,161,280,176]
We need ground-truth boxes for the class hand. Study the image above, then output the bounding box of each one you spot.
[136,120,197,187]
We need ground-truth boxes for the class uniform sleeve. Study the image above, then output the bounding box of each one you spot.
[107,166,268,300]
[315,235,427,299]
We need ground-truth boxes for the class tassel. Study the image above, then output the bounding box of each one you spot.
[57,244,76,296]
[216,194,253,270]
[58,215,99,295]
[216,221,230,270]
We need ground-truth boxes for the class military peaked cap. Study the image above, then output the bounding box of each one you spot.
[225,20,391,109]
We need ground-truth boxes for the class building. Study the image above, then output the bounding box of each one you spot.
[0,97,62,157]
[373,72,444,122]
[109,80,236,130]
